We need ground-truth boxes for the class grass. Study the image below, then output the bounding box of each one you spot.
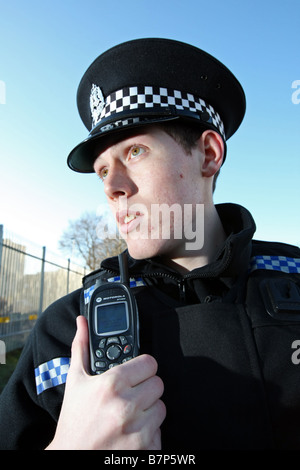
[0,348,23,394]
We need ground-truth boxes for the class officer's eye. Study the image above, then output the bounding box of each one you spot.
[130,146,145,158]
[99,167,109,181]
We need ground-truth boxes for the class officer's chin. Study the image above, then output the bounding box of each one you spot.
[126,242,157,261]
[126,237,180,261]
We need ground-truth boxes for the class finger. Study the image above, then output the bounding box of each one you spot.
[126,399,166,449]
[148,429,163,451]
[69,315,90,376]
[144,399,166,449]
[142,399,166,432]
[133,374,165,411]
[110,354,158,388]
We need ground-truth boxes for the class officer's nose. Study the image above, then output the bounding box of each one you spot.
[103,162,137,201]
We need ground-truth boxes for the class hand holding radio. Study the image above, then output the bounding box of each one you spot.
[46,316,166,450]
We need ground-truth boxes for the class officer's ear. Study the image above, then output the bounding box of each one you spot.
[199,130,224,178]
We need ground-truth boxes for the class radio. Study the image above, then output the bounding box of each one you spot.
[87,252,139,374]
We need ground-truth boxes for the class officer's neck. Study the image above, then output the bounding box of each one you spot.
[163,204,227,275]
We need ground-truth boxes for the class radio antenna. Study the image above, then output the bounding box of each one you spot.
[118,252,129,286]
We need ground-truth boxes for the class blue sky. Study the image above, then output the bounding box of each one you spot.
[0,0,299,257]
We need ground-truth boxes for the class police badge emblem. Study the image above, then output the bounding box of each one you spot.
[90,84,105,127]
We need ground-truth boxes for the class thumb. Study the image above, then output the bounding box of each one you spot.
[69,315,90,376]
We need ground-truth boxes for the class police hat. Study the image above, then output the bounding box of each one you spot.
[67,38,246,173]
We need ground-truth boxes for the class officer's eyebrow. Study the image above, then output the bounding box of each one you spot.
[93,138,130,171]
[96,132,150,161]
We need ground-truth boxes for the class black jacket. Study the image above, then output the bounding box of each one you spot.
[1,203,300,450]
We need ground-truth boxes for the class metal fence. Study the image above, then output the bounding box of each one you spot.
[0,225,88,352]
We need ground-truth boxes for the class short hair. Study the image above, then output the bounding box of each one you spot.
[159,121,221,192]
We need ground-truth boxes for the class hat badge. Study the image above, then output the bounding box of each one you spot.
[90,84,105,127]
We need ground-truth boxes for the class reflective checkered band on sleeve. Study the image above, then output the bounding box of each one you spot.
[92,85,225,139]
[35,357,71,395]
[249,255,300,274]
[84,276,146,304]
[84,284,96,305]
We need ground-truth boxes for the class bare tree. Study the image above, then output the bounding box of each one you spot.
[59,211,126,270]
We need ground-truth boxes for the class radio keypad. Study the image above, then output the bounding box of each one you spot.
[107,336,120,345]
[106,344,122,360]
[98,339,106,348]
[94,334,133,372]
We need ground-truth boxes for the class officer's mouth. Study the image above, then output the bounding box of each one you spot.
[116,210,144,234]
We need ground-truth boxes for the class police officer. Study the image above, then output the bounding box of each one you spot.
[1,38,300,450]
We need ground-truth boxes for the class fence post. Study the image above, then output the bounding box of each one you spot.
[0,339,6,364]
[67,258,70,294]
[39,246,46,316]
[0,224,3,275]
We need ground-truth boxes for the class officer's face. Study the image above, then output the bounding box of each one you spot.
[93,126,209,261]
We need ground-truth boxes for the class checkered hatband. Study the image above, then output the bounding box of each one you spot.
[90,85,225,139]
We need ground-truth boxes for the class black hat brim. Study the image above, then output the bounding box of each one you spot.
[67,112,226,173]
